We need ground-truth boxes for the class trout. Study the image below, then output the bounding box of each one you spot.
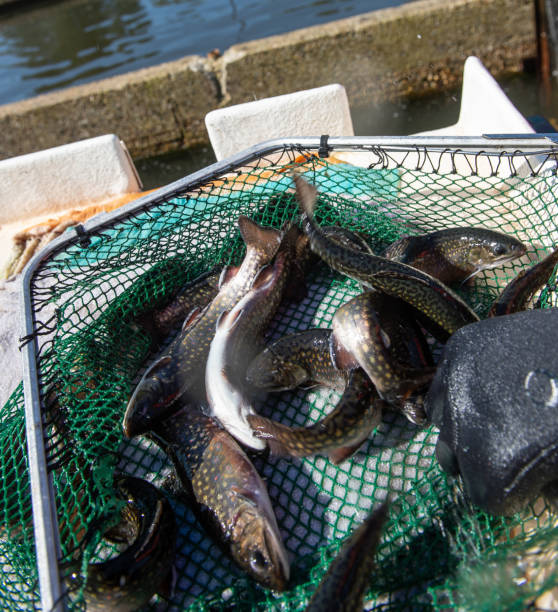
[384,227,526,284]
[65,475,177,612]
[294,175,479,336]
[246,329,348,392]
[147,401,290,591]
[123,216,282,438]
[206,226,303,449]
[305,502,388,612]
[248,368,385,464]
[489,246,558,317]
[330,292,435,406]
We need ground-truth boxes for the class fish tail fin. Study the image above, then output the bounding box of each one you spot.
[293,175,318,219]
[328,441,365,465]
[247,414,301,457]
[238,216,281,260]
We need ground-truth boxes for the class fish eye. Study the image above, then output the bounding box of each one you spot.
[250,550,268,572]
[492,244,507,256]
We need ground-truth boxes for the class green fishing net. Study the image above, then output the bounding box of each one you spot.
[4,143,558,610]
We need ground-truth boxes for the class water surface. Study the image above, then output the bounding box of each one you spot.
[0,0,409,105]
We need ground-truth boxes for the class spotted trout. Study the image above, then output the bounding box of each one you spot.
[206,226,303,449]
[383,227,526,284]
[294,175,479,336]
[149,268,221,339]
[330,292,435,407]
[322,225,374,255]
[65,475,177,612]
[147,400,290,591]
[488,246,558,317]
[249,368,384,464]
[123,217,282,438]
[305,502,388,612]
[246,328,348,392]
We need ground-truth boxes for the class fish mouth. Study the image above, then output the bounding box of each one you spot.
[234,507,290,591]
[489,250,526,268]
[122,394,153,438]
[462,252,525,283]
[262,526,290,591]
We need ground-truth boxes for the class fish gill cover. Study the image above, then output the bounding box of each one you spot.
[3,144,558,610]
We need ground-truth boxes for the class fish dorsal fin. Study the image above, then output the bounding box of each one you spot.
[237,216,281,260]
[219,265,239,289]
[181,307,202,332]
[329,330,359,371]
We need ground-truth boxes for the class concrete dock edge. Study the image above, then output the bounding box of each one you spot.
[0,0,536,161]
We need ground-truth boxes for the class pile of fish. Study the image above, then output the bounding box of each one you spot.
[92,175,558,608]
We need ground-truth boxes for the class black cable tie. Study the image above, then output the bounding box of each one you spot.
[74,223,91,248]
[18,312,58,351]
[18,333,35,351]
[318,134,331,158]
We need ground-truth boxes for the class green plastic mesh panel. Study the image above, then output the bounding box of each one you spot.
[8,144,558,610]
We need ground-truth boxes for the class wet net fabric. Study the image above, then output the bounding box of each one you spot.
[4,144,558,610]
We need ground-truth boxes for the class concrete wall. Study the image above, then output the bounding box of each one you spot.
[0,0,536,162]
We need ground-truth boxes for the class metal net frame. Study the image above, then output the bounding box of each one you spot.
[8,136,558,610]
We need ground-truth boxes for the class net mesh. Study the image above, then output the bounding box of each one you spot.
[5,143,558,610]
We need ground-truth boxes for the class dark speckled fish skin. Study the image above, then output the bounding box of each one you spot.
[245,329,349,392]
[122,217,282,438]
[331,292,435,407]
[294,226,373,277]
[294,175,479,336]
[489,246,558,317]
[322,226,374,255]
[151,269,221,338]
[219,224,303,387]
[361,269,477,341]
[248,368,384,464]
[206,225,307,449]
[149,402,290,591]
[383,227,527,284]
[363,292,433,368]
[341,293,431,425]
[305,502,388,612]
[67,476,177,612]
[165,216,282,400]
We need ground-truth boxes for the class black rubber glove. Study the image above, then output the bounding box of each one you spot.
[425,308,558,515]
